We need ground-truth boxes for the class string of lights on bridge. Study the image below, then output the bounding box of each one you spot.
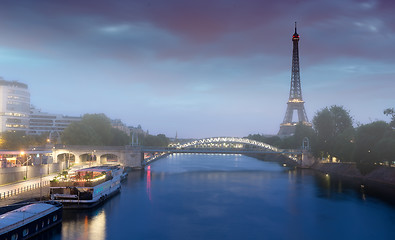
[170,137,279,151]
[168,137,298,162]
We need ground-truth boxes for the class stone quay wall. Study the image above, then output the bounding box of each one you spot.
[0,162,67,185]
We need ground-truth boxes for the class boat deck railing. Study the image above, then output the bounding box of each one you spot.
[50,176,111,188]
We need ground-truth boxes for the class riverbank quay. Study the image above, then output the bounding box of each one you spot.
[0,162,68,185]
[312,162,395,186]
[312,162,395,203]
[0,174,56,207]
[0,185,51,207]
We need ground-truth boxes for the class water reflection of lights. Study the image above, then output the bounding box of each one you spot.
[62,210,106,240]
[147,165,152,201]
[90,210,106,240]
[84,215,88,232]
[361,184,366,201]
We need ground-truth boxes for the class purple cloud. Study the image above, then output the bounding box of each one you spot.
[0,0,394,137]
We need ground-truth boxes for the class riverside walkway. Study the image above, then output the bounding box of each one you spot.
[0,174,57,207]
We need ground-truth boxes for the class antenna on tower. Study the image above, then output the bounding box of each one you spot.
[294,21,297,33]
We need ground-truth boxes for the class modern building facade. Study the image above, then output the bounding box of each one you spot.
[1,78,134,143]
[28,107,81,136]
[0,78,30,133]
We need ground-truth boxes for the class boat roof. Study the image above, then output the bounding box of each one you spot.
[0,203,56,231]
[75,165,120,173]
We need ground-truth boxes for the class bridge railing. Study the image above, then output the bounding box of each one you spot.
[142,146,302,153]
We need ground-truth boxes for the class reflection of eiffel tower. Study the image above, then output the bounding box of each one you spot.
[278,23,311,136]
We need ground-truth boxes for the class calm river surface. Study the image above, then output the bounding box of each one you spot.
[43,154,395,240]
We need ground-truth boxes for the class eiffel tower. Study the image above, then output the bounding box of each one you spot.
[278,23,311,136]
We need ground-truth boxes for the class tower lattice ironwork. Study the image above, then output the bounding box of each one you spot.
[278,23,311,136]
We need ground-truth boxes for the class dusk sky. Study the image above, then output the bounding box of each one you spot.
[1,0,394,138]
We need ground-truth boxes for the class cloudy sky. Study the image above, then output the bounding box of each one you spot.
[0,0,394,138]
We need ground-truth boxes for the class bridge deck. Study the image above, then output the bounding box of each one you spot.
[141,148,303,155]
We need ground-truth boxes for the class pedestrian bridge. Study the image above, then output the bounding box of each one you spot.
[142,137,304,165]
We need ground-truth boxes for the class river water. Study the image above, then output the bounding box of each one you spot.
[42,154,394,240]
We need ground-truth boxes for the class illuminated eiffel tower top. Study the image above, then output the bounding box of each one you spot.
[278,22,311,136]
[289,22,303,100]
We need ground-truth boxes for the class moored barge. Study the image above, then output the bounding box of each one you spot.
[0,201,63,240]
[50,165,122,209]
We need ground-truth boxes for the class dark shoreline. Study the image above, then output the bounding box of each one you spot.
[246,153,395,205]
[310,162,395,205]
[311,162,395,188]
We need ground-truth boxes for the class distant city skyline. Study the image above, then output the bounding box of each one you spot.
[0,0,394,138]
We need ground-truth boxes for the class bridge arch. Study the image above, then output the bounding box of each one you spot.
[167,137,298,162]
[100,154,120,164]
[171,137,280,152]
[56,153,76,163]
[79,153,97,163]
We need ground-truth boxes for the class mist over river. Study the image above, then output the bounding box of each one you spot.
[41,154,395,240]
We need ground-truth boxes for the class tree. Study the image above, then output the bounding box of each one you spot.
[384,108,395,128]
[292,123,316,148]
[246,134,282,147]
[374,136,395,166]
[312,105,353,161]
[332,127,355,162]
[353,121,392,165]
[141,134,169,147]
[246,125,315,150]
[110,128,130,146]
[0,131,48,150]
[274,124,316,149]
[81,114,113,145]
[61,113,129,146]
[62,121,101,145]
[246,134,266,143]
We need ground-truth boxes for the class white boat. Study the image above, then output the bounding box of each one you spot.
[0,201,63,239]
[50,165,122,209]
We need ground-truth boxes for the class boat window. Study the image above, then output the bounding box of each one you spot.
[48,218,50,224]
[23,229,29,237]
[53,215,58,221]
[36,224,39,231]
[42,221,45,227]
[11,233,18,240]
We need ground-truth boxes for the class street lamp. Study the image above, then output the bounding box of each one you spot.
[38,153,43,201]
[20,151,28,180]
